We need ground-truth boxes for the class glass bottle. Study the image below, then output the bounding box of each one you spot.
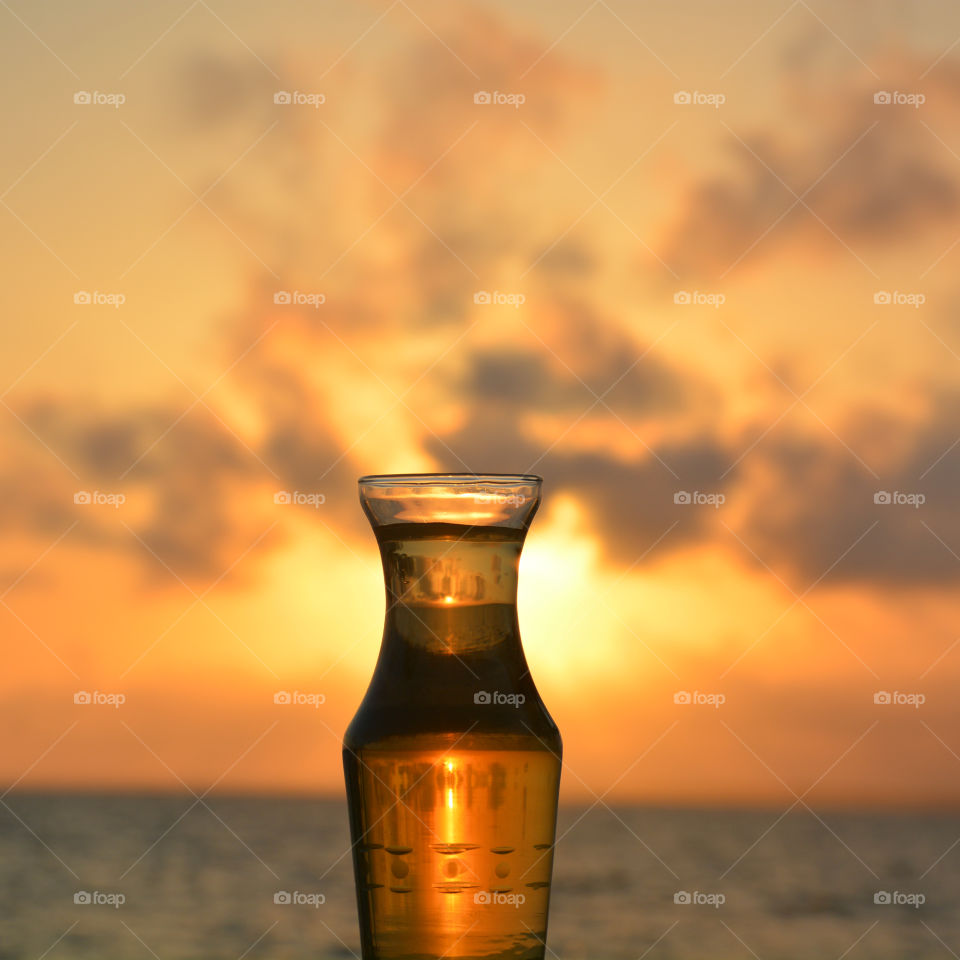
[343,474,562,960]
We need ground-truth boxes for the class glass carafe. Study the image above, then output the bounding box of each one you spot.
[343,473,562,960]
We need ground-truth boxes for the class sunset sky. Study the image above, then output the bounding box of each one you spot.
[3,0,960,808]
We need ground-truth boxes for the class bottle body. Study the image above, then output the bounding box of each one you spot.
[344,480,561,960]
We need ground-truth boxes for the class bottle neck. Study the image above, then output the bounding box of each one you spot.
[375,523,524,654]
[346,515,560,747]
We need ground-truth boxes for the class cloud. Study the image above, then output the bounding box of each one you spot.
[174,53,277,130]
[462,305,692,415]
[661,59,960,281]
[4,377,356,583]
[425,305,731,563]
[7,399,266,580]
[737,395,960,584]
[426,404,731,563]
[8,18,960,599]
[2,6,610,585]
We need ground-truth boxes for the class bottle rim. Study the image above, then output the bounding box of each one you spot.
[358,472,542,486]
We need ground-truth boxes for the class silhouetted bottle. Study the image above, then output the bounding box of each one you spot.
[344,474,562,960]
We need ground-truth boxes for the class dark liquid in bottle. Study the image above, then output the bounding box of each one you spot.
[344,524,562,960]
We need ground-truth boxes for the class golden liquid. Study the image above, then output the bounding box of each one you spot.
[344,524,562,959]
[348,742,560,960]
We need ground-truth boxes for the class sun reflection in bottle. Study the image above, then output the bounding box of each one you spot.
[441,756,460,928]
[443,758,456,817]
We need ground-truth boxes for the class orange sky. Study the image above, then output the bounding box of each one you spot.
[2,0,960,807]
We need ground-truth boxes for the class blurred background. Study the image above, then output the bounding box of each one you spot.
[2,0,960,957]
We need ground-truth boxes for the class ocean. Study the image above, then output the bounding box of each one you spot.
[0,795,954,958]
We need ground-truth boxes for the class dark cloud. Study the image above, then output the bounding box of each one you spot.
[738,396,960,584]
[175,53,276,130]
[431,391,960,585]
[425,406,731,564]
[5,382,356,583]
[534,240,597,278]
[429,318,960,585]
[9,401,264,580]
[426,313,732,564]
[463,339,685,417]
[459,295,709,414]
[661,67,960,281]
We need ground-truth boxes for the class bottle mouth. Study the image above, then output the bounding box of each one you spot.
[359,473,542,529]
[358,473,542,485]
